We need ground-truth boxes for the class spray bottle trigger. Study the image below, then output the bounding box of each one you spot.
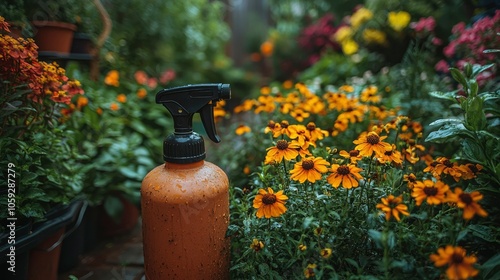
[199,102,221,143]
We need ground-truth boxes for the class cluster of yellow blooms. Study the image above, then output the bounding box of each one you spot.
[236,82,485,280]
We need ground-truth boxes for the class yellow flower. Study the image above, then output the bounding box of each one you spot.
[252,187,288,218]
[362,28,387,45]
[290,156,330,183]
[104,70,119,87]
[249,238,264,252]
[376,195,410,222]
[298,244,307,251]
[446,188,487,220]
[327,164,363,189]
[430,245,478,280]
[350,7,373,29]
[334,26,353,43]
[265,139,300,163]
[387,11,411,32]
[411,180,449,206]
[341,39,359,55]
[377,144,403,165]
[235,124,251,135]
[353,131,392,158]
[116,93,127,103]
[339,149,363,164]
[403,173,418,189]
[320,248,332,259]
[305,122,329,142]
[360,85,381,103]
[303,263,317,279]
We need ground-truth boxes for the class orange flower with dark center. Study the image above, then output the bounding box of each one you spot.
[250,238,264,252]
[235,124,251,135]
[446,188,487,220]
[327,164,363,189]
[430,245,478,280]
[411,180,449,206]
[353,131,392,157]
[253,187,288,218]
[265,140,300,163]
[290,157,330,183]
[403,173,418,189]
[376,195,410,222]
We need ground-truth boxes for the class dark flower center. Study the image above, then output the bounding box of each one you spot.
[430,161,438,167]
[459,193,473,205]
[267,120,276,129]
[384,150,393,156]
[302,160,314,170]
[276,140,289,150]
[451,252,464,264]
[423,186,438,196]
[468,165,479,173]
[349,150,360,157]
[337,166,350,175]
[443,159,453,167]
[262,194,277,205]
[280,121,289,128]
[366,134,380,144]
[306,123,316,131]
[407,175,416,182]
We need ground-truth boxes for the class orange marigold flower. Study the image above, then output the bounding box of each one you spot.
[360,85,381,103]
[76,96,88,109]
[411,180,449,206]
[104,70,119,87]
[446,188,487,220]
[303,264,317,279]
[260,40,274,57]
[320,248,332,259]
[290,156,330,183]
[460,163,483,180]
[264,120,282,137]
[134,70,148,85]
[235,124,251,135]
[265,139,300,163]
[252,187,288,218]
[96,108,103,115]
[377,144,403,165]
[339,149,363,164]
[137,88,147,99]
[116,93,127,103]
[376,195,410,222]
[327,164,363,189]
[403,173,418,189]
[432,157,468,182]
[430,245,478,280]
[110,102,119,111]
[353,131,392,157]
[249,238,264,252]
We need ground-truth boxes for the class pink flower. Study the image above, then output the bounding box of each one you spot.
[435,60,450,73]
[134,70,148,85]
[411,17,436,33]
[160,69,176,84]
[443,42,457,58]
[451,22,466,34]
[431,37,442,46]
[147,77,158,89]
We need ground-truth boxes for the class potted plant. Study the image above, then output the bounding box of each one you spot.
[0,17,85,279]
[0,0,31,38]
[23,0,79,55]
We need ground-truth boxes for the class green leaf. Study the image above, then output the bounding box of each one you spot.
[468,224,496,243]
[472,64,494,77]
[368,229,383,249]
[479,253,500,279]
[344,258,360,269]
[425,123,473,143]
[428,90,458,101]
[450,67,467,86]
[465,96,486,130]
[104,195,124,224]
[428,118,462,127]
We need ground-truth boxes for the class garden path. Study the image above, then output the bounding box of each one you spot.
[58,219,145,280]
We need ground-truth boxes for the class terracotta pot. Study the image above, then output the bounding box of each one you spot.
[31,21,76,55]
[28,227,65,280]
[99,193,140,237]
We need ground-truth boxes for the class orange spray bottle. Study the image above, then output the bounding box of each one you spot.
[141,84,231,279]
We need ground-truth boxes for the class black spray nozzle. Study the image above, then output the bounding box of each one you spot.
[156,83,231,143]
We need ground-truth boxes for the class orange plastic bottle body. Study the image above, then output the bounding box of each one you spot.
[141,161,230,280]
